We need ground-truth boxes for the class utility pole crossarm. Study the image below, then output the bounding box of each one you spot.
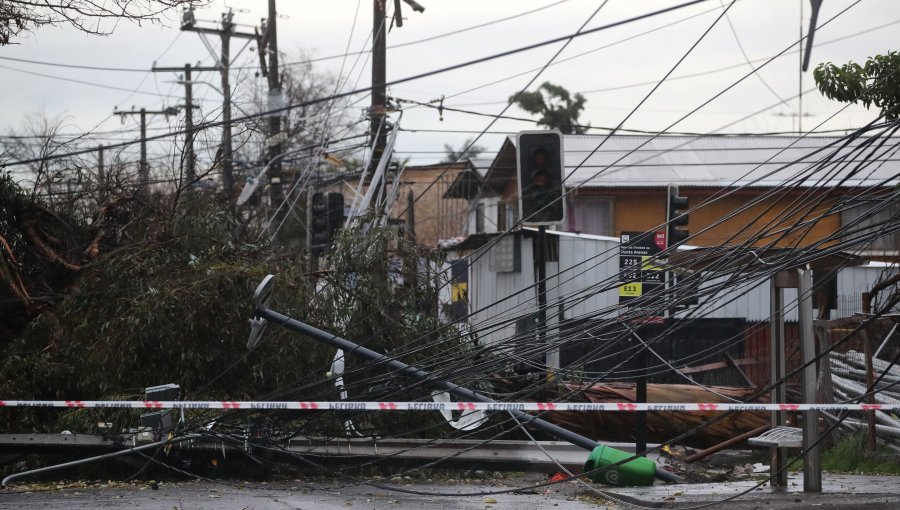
[173,8,261,196]
[181,25,258,39]
[151,66,220,73]
[113,107,181,191]
[114,108,179,116]
[149,64,202,185]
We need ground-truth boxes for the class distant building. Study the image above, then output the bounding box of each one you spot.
[326,161,473,248]
[439,134,899,380]
[445,134,900,260]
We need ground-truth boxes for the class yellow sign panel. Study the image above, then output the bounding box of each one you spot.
[619,282,642,297]
[640,256,660,271]
[451,282,468,302]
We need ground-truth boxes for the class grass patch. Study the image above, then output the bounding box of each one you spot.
[821,433,900,474]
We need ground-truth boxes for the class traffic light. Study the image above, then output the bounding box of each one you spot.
[310,192,344,256]
[516,130,566,225]
[666,184,689,248]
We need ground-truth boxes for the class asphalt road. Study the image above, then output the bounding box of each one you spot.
[609,473,900,509]
[3,474,899,509]
[0,478,607,510]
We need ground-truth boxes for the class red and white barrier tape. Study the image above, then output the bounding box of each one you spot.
[0,400,894,412]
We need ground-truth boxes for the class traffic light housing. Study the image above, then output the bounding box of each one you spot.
[516,130,566,225]
[666,185,689,248]
[310,192,344,256]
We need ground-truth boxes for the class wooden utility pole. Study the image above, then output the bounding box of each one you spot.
[140,109,146,186]
[371,0,387,175]
[220,11,234,193]
[251,0,287,240]
[97,145,104,183]
[152,64,219,188]
[114,106,179,191]
[265,0,284,212]
[368,0,424,210]
[184,64,196,184]
[97,145,107,202]
[180,8,257,195]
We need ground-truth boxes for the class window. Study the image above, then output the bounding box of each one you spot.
[497,201,520,231]
[475,203,485,233]
[569,196,614,236]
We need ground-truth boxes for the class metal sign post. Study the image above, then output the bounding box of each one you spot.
[618,231,667,456]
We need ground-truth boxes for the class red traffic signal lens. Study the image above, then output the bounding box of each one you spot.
[531,147,549,167]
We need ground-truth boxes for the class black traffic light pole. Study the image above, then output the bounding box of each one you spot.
[516,130,566,373]
[637,185,690,456]
[536,225,547,369]
[636,338,648,456]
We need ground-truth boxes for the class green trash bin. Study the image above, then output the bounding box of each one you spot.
[583,444,656,486]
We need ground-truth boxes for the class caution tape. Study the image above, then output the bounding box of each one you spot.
[0,400,895,412]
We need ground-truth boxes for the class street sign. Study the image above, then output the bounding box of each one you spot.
[618,231,667,320]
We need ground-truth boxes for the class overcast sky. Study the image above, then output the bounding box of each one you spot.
[1,0,898,170]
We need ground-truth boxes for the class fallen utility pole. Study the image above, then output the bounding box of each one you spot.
[113,106,179,191]
[1,434,200,487]
[248,275,682,486]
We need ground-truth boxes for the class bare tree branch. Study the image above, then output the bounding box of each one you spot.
[0,0,205,45]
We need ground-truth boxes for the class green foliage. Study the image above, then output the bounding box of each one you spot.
[509,82,590,134]
[814,51,900,120]
[442,138,485,163]
[0,195,455,436]
[317,214,451,370]
[821,433,900,474]
[0,193,323,431]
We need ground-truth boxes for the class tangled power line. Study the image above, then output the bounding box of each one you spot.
[3,1,899,507]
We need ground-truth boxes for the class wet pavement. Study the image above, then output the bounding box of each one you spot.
[0,477,606,510]
[609,473,900,509]
[2,473,899,509]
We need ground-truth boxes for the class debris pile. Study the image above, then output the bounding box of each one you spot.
[546,383,770,448]
[828,350,900,453]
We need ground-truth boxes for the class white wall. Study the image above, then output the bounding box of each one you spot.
[465,196,501,235]
[463,232,897,348]
[469,234,535,346]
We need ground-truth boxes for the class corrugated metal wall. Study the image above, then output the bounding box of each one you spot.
[465,232,894,347]
[470,234,536,346]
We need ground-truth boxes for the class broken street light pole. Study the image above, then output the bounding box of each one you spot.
[249,275,681,485]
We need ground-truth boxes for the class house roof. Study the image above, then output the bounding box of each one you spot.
[443,156,508,199]
[469,157,493,178]
[497,134,900,189]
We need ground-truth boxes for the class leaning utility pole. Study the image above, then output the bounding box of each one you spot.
[152,63,219,188]
[180,7,258,195]
[114,106,179,191]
